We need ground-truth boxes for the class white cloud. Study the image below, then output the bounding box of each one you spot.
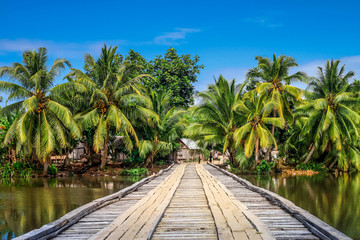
[296,55,360,78]
[289,55,360,89]
[244,17,282,28]
[0,39,128,58]
[154,28,201,45]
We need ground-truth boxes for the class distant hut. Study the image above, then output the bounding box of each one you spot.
[212,150,229,165]
[176,138,203,162]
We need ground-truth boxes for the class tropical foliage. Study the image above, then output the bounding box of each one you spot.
[1,46,360,175]
[185,75,246,167]
[0,48,80,174]
[234,90,285,168]
[295,60,360,171]
[139,90,185,167]
[67,45,154,168]
[247,54,305,130]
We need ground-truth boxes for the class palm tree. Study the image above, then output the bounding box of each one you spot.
[0,48,80,174]
[187,75,246,167]
[247,54,306,130]
[234,91,285,168]
[296,60,360,171]
[139,90,185,167]
[69,45,154,168]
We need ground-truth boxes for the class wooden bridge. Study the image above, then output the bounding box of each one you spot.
[16,163,351,240]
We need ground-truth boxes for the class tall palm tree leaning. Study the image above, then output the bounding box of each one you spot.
[68,45,154,168]
[296,60,360,171]
[247,54,306,132]
[234,90,285,169]
[139,90,185,168]
[0,48,81,175]
[188,75,246,167]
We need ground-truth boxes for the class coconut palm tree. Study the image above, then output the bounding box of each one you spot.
[0,47,81,174]
[247,54,306,130]
[68,45,154,168]
[187,75,246,167]
[139,90,185,167]
[296,60,360,171]
[234,91,285,168]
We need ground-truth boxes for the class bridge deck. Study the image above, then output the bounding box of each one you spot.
[204,165,317,240]
[17,163,351,240]
[53,165,176,240]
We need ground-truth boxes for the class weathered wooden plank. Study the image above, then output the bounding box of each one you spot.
[152,164,217,240]
[197,164,275,240]
[15,164,175,240]
[89,164,186,240]
[206,163,351,240]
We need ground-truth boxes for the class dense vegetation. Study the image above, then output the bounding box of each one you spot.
[1,46,359,177]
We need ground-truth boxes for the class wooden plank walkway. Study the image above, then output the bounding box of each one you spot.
[203,164,318,240]
[16,163,351,240]
[151,164,217,240]
[52,165,177,240]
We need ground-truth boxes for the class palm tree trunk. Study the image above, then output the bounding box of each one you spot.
[304,144,315,164]
[100,126,110,169]
[229,150,237,167]
[145,152,155,168]
[43,159,48,176]
[228,138,238,168]
[329,159,337,169]
[254,136,260,169]
[267,110,276,161]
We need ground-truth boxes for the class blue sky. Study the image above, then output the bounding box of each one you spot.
[1,0,360,106]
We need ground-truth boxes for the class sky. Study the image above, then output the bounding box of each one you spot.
[1,0,360,106]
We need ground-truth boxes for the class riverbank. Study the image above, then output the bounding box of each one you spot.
[0,162,171,179]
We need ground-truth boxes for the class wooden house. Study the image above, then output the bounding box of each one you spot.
[176,138,203,162]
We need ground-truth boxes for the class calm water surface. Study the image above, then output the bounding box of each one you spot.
[0,175,143,239]
[240,172,360,240]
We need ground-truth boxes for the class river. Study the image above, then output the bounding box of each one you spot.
[240,172,360,240]
[0,175,143,239]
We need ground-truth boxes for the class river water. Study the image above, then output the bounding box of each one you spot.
[240,172,360,240]
[0,175,143,239]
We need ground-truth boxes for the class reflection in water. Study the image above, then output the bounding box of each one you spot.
[0,176,142,239]
[240,173,360,240]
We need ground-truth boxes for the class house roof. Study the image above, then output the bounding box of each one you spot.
[180,138,200,150]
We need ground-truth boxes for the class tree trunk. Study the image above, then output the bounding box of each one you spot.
[267,109,277,161]
[63,149,71,168]
[100,127,110,169]
[329,158,337,169]
[229,150,237,168]
[42,160,48,176]
[228,138,238,168]
[145,152,155,168]
[253,136,260,170]
[304,144,316,164]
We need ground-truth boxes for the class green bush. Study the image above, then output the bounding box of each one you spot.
[155,160,165,165]
[1,163,13,178]
[122,149,145,168]
[47,164,58,176]
[256,160,275,175]
[119,167,149,176]
[296,162,328,172]
[0,162,36,178]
